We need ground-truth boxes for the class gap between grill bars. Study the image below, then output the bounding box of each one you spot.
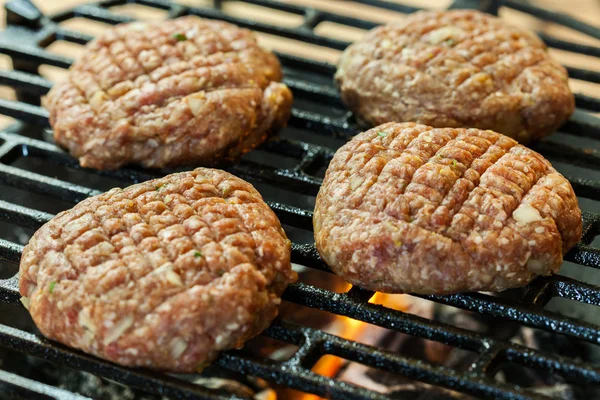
[0,0,599,399]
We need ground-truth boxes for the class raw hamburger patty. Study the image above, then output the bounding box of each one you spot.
[19,168,297,372]
[45,16,293,170]
[336,10,574,143]
[313,122,581,294]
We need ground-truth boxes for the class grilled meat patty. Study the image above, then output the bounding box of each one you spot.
[45,16,293,170]
[336,10,574,143]
[314,122,581,294]
[19,168,297,372]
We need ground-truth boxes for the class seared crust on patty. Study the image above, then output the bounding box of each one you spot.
[45,16,293,170]
[19,168,297,372]
[336,10,574,143]
[314,123,581,294]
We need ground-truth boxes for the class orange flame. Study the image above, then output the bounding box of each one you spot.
[286,291,409,399]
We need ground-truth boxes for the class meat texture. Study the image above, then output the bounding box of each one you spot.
[19,168,297,372]
[336,10,574,142]
[45,16,293,170]
[314,122,581,294]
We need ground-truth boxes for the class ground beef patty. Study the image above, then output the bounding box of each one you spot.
[336,10,574,143]
[314,122,581,294]
[45,16,293,170]
[19,168,297,372]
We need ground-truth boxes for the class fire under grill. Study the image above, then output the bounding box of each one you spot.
[0,0,599,399]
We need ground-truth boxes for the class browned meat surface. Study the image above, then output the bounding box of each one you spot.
[19,168,297,372]
[336,10,574,143]
[45,16,293,170]
[314,122,581,294]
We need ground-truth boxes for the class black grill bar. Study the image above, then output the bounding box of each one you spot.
[530,141,600,169]
[0,69,52,95]
[351,0,421,14]
[222,0,380,30]
[0,369,91,400]
[223,325,544,400]
[504,0,600,40]
[574,93,600,112]
[555,110,600,140]
[566,66,600,84]
[537,32,600,58]
[0,98,49,127]
[0,324,241,400]
[0,271,20,303]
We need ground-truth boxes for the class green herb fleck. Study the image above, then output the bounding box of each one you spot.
[394,240,403,247]
[155,184,164,191]
[452,160,458,166]
[196,361,209,371]
[194,251,203,258]
[377,131,387,138]
[216,269,225,276]
[49,281,57,294]
[173,32,187,41]
[445,39,456,46]
[384,221,398,231]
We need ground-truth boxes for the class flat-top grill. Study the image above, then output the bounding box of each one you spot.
[0,0,599,399]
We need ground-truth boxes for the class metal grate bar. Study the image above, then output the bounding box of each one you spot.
[574,93,600,112]
[561,110,600,140]
[351,0,421,14]
[257,323,544,400]
[0,273,21,303]
[530,140,600,169]
[426,291,600,344]
[537,32,600,58]
[566,66,600,84]
[0,323,239,400]
[0,69,52,95]
[505,0,600,40]
[468,343,504,374]
[0,40,71,69]
[0,369,91,400]
[0,98,49,126]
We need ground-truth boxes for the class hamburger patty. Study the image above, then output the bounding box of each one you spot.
[314,122,581,294]
[335,10,574,143]
[19,168,297,372]
[45,16,293,170]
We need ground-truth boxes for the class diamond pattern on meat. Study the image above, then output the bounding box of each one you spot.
[335,10,574,143]
[314,122,581,294]
[45,16,293,170]
[19,168,297,372]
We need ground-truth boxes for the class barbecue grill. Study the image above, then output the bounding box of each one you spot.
[0,0,599,399]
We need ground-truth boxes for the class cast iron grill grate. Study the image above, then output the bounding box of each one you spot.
[0,0,599,399]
